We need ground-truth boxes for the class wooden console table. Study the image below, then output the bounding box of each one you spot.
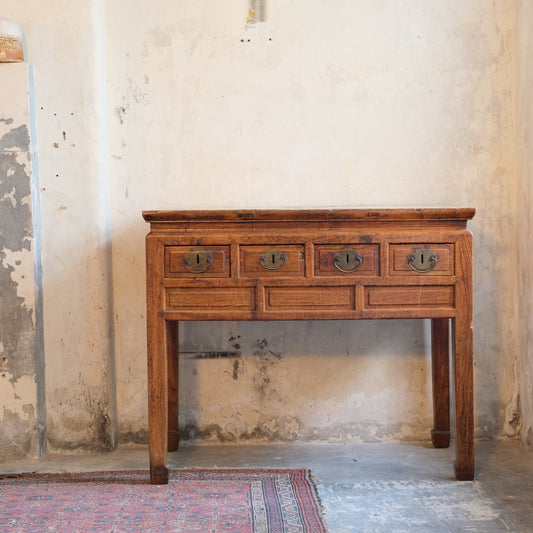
[143,208,475,484]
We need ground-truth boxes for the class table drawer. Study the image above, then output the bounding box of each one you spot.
[167,287,255,310]
[314,244,379,276]
[240,245,305,277]
[165,246,230,278]
[265,286,354,311]
[365,286,454,308]
[389,244,454,276]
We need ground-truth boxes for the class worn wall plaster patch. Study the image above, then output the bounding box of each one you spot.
[0,123,35,381]
[0,409,35,460]
[0,374,38,460]
[0,374,37,418]
[0,119,38,460]
[0,123,29,153]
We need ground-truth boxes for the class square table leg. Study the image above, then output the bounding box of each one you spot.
[147,318,171,484]
[431,318,451,448]
[167,321,179,451]
[146,235,170,484]
[452,233,474,481]
[452,316,474,480]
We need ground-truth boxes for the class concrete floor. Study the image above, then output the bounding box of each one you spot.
[1,439,532,532]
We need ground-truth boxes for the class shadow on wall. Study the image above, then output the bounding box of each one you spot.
[471,215,519,441]
[177,318,433,444]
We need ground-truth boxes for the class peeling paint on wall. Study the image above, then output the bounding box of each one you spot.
[0,116,39,460]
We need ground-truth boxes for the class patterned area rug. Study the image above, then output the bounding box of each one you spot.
[0,468,328,532]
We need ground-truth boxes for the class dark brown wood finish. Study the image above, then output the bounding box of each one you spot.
[144,208,475,483]
[431,318,451,448]
[166,320,179,452]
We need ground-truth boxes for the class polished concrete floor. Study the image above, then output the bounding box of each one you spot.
[1,439,532,532]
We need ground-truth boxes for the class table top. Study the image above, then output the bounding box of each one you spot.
[143,208,476,223]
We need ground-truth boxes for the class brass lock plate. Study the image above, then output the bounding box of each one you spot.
[260,249,288,270]
[389,244,453,276]
[165,246,230,277]
[333,248,364,273]
[407,248,438,273]
[184,250,213,273]
[240,245,305,277]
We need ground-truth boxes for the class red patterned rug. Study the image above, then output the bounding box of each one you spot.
[0,468,328,532]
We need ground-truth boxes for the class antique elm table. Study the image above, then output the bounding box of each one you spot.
[143,208,475,484]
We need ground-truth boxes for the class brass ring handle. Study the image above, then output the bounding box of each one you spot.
[407,252,438,273]
[333,248,364,273]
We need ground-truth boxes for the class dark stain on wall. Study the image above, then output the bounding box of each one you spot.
[93,403,114,452]
[119,428,149,445]
[526,427,533,450]
[232,359,240,380]
[46,406,115,453]
[183,350,241,359]
[252,338,282,401]
[180,415,303,443]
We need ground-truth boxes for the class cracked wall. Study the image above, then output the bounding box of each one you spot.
[0,64,41,460]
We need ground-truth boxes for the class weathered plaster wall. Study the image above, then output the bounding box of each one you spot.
[2,2,117,453]
[0,64,42,459]
[107,1,519,444]
[0,1,525,457]
[517,0,533,449]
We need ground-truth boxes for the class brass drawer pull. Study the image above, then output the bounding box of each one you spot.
[408,249,438,273]
[333,248,364,273]
[184,250,213,273]
[260,249,288,270]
